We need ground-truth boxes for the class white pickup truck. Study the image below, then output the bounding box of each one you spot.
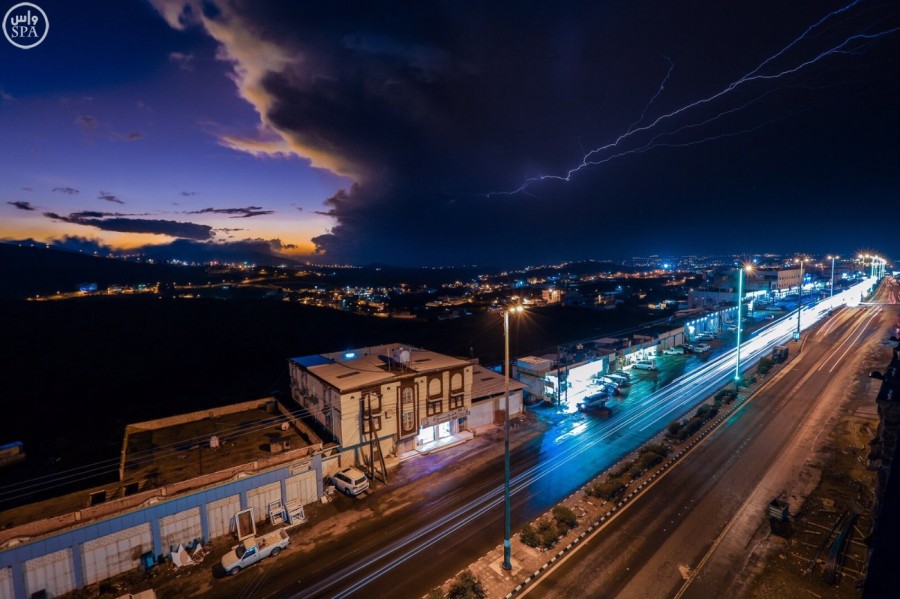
[221,528,290,575]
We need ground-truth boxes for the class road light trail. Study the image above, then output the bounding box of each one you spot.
[295,278,876,599]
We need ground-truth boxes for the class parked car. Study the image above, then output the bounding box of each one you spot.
[221,528,290,575]
[696,332,717,341]
[332,467,370,497]
[663,345,686,355]
[597,375,621,388]
[577,391,612,412]
[604,372,631,385]
[725,324,738,331]
[692,343,711,352]
[632,360,657,371]
[592,382,619,395]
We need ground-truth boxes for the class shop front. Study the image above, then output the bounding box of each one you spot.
[416,407,469,452]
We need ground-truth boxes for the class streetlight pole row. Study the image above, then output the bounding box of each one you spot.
[734,264,749,390]
[502,304,523,571]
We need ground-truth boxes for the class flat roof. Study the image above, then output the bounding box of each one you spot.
[290,354,334,368]
[300,343,472,392]
[122,400,316,488]
[472,364,525,400]
[308,355,397,391]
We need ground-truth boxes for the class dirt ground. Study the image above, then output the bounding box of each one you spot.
[745,334,892,598]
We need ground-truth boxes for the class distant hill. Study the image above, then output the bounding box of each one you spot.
[0,243,207,299]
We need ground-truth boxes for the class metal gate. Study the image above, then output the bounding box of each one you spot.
[0,566,13,599]
[247,482,282,523]
[80,523,152,585]
[24,548,75,598]
[206,494,241,540]
[285,470,318,506]
[160,507,202,551]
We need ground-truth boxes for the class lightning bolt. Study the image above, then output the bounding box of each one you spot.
[490,0,899,197]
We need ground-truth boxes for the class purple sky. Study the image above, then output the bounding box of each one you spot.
[2,1,898,266]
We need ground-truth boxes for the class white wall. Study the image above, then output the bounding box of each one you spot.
[81,523,152,585]
[24,548,75,598]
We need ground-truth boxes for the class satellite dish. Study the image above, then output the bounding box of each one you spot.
[399,349,411,364]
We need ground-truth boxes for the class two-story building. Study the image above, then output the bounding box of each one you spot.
[289,344,474,467]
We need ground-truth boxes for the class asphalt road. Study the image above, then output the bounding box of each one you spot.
[526,297,892,598]
[195,278,878,599]
[197,334,738,598]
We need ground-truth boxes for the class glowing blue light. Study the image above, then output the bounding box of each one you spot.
[344,352,357,359]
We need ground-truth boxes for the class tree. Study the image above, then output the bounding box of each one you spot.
[447,570,486,599]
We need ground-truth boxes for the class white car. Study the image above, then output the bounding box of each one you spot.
[632,360,657,371]
[696,332,717,341]
[332,467,370,497]
[663,346,685,355]
[692,343,711,352]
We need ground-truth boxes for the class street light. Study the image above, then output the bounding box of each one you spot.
[503,304,524,571]
[734,264,751,390]
[828,255,838,304]
[795,258,807,343]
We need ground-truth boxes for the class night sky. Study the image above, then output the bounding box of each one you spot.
[1,1,898,267]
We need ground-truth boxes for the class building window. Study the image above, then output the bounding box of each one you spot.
[400,387,415,435]
[363,415,382,434]
[428,377,442,397]
[427,399,443,416]
[449,394,464,410]
[450,372,463,391]
[363,392,381,412]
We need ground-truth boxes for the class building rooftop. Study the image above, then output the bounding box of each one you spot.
[471,365,525,400]
[293,343,472,392]
[0,398,324,545]
[120,398,321,489]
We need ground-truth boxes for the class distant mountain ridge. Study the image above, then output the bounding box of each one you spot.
[0,243,206,299]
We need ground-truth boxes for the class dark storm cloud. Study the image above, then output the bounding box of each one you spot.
[156,0,900,265]
[7,201,35,211]
[43,211,214,240]
[52,187,79,195]
[187,206,274,218]
[134,237,299,265]
[98,192,125,204]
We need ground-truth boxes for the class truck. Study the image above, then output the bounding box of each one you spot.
[221,528,290,575]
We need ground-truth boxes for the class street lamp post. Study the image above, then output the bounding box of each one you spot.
[734,265,749,390]
[502,305,523,571]
[829,255,838,302]
[796,259,805,343]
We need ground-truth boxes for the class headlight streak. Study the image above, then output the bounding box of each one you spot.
[298,278,875,599]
